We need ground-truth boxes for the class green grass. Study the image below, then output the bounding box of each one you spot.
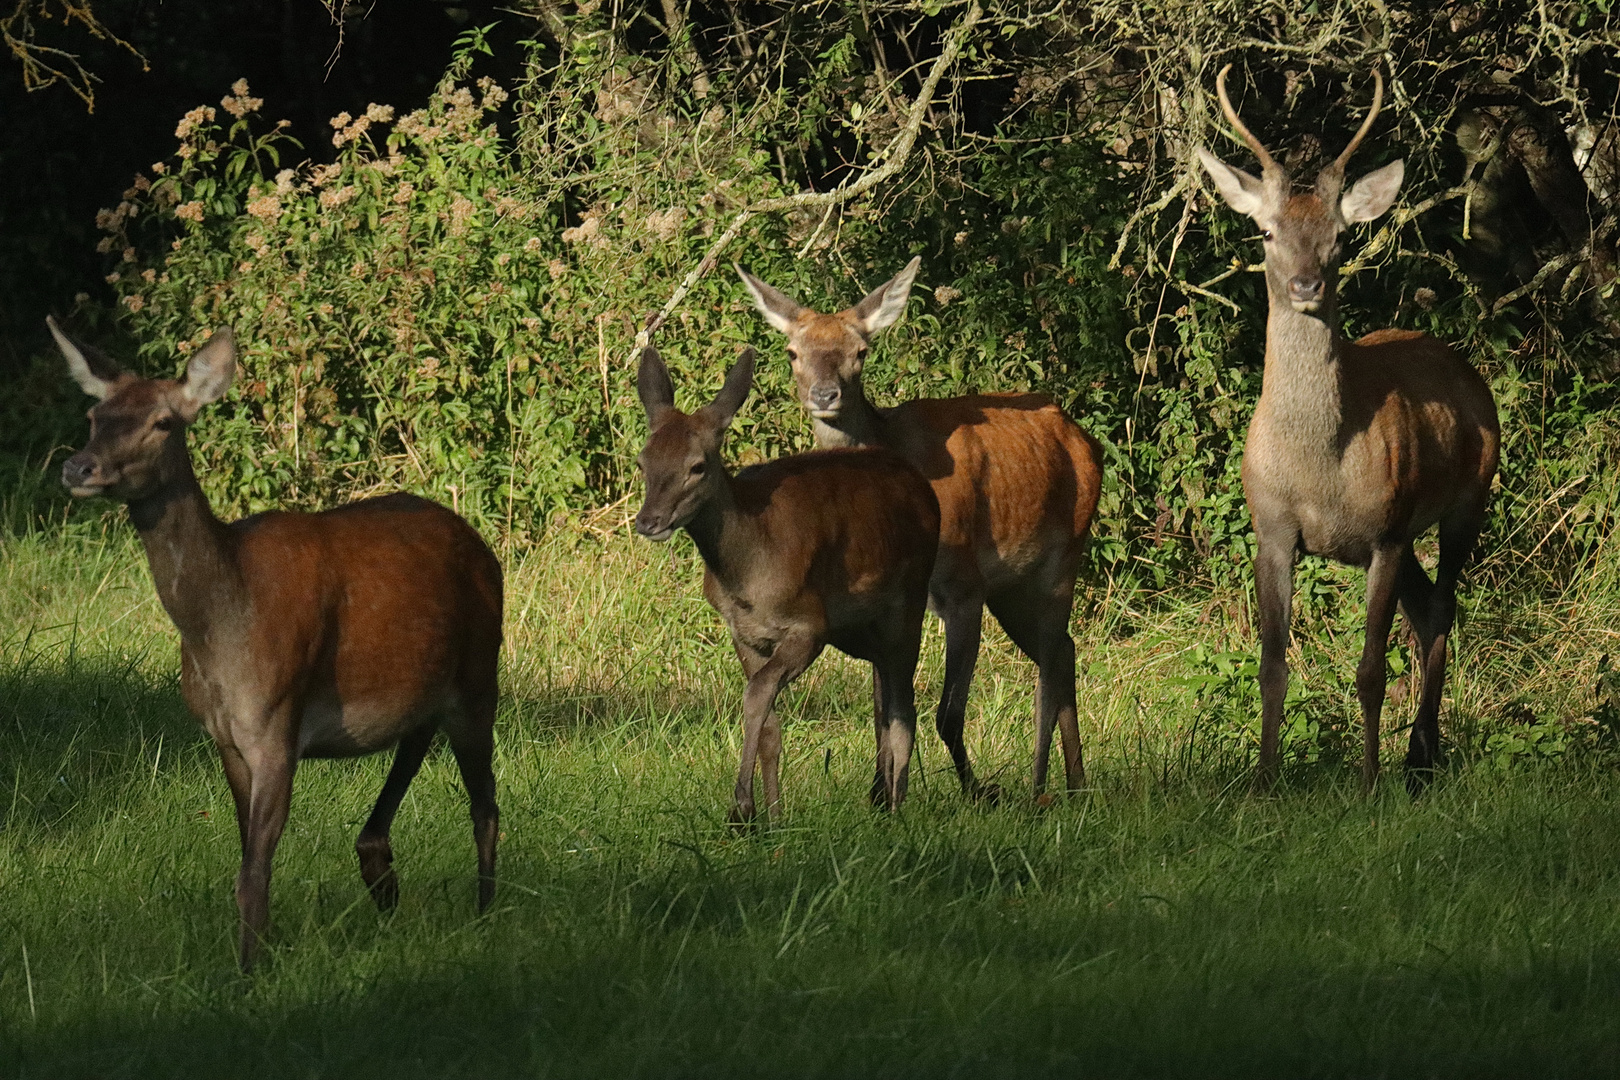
[2,521,1619,1077]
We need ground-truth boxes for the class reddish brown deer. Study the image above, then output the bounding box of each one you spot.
[1196,66,1500,793]
[51,317,503,971]
[634,345,939,821]
[737,260,1103,801]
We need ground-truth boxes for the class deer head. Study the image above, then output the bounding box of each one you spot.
[52,317,236,500]
[1197,65,1404,316]
[634,345,755,541]
[735,257,919,420]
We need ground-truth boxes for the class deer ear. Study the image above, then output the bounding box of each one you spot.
[849,256,920,336]
[707,348,755,429]
[47,316,122,400]
[1197,148,1267,219]
[177,328,237,419]
[735,265,805,335]
[637,345,676,424]
[1340,159,1404,224]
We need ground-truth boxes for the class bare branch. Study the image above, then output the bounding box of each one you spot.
[2,0,144,111]
[632,0,984,354]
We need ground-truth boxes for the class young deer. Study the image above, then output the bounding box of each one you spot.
[634,345,939,821]
[1196,66,1500,793]
[737,260,1102,801]
[51,318,504,971]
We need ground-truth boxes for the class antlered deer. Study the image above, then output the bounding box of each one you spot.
[737,260,1102,800]
[634,345,939,821]
[51,318,503,971]
[1196,66,1500,793]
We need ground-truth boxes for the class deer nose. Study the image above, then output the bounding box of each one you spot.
[633,504,670,539]
[1288,275,1324,303]
[61,453,98,490]
[808,383,841,413]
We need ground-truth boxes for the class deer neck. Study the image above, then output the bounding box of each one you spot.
[811,383,885,449]
[680,471,759,589]
[126,441,242,644]
[1258,294,1346,449]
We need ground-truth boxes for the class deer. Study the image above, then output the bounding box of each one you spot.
[50,317,504,972]
[633,345,940,822]
[736,259,1103,803]
[1195,65,1500,794]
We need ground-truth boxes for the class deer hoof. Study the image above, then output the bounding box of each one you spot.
[1404,765,1436,800]
[367,870,400,912]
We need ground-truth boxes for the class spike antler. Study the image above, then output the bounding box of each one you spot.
[1316,66,1385,202]
[1215,63,1279,174]
[1331,66,1384,174]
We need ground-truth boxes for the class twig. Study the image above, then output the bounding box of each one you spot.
[1179,280,1240,313]
[1111,174,1189,272]
[1492,249,1584,314]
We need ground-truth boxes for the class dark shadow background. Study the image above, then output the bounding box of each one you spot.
[0,0,529,368]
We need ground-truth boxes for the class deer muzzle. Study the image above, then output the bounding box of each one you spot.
[61,452,107,497]
[633,505,676,542]
[1288,274,1326,312]
[807,382,842,418]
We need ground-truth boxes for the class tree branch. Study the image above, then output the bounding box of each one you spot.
[633,0,984,353]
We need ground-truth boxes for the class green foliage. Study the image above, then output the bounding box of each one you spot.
[84,36,1140,557]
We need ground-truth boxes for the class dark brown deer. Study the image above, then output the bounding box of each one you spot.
[634,345,939,821]
[51,317,503,971]
[737,260,1102,801]
[1196,66,1500,793]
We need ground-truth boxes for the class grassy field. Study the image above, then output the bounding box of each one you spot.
[2,517,1619,1078]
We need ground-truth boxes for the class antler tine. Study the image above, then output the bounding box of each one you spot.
[1331,66,1384,173]
[1215,63,1279,174]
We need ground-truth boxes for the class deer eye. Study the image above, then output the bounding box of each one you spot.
[1261,229,1275,242]
[785,347,799,360]
[153,415,176,432]
[689,461,705,477]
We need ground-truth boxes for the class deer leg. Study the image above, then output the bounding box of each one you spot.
[1395,548,1440,787]
[869,665,887,807]
[444,694,500,913]
[933,597,990,801]
[876,663,918,811]
[992,588,1083,798]
[733,641,789,821]
[759,704,785,823]
[733,635,817,826]
[234,735,297,974]
[1401,510,1482,794]
[355,724,435,911]
[1356,546,1405,794]
[216,740,252,852]
[874,626,924,811]
[1044,626,1083,796]
[1253,530,1297,790]
[1040,593,1083,796]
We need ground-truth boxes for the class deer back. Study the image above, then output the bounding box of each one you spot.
[880,394,1101,562]
[726,447,940,600]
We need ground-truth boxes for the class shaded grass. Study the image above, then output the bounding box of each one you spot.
[1,525,1618,1077]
